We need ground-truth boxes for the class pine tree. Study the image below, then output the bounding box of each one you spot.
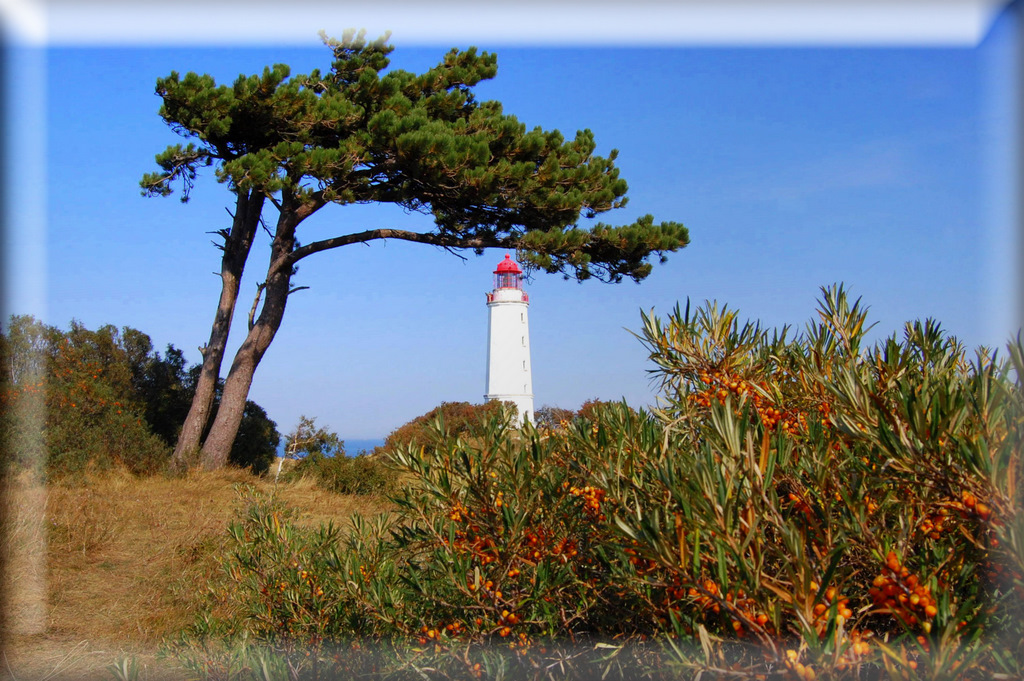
[142,30,690,470]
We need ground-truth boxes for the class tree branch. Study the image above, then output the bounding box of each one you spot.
[269,229,515,277]
[248,283,267,331]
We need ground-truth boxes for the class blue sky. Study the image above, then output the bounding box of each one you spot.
[3,2,1020,441]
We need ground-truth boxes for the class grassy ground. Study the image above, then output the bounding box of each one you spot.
[1,463,389,680]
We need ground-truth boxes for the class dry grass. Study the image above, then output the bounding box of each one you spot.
[1,467,390,680]
[1,470,48,642]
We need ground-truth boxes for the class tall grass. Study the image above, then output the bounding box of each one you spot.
[1,468,389,680]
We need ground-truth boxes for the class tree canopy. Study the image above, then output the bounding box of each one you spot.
[142,31,690,469]
[0,316,280,476]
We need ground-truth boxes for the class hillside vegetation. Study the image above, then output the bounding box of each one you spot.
[1,468,390,680]
[165,288,1021,680]
[2,286,1022,680]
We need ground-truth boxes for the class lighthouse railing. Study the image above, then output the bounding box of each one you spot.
[486,291,529,303]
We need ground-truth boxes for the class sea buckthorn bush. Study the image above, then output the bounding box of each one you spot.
[177,286,1023,680]
[596,285,1023,678]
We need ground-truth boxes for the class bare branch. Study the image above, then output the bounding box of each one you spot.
[248,283,267,331]
[442,245,469,262]
[259,215,274,239]
[207,228,231,251]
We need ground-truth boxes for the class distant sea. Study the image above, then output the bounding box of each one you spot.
[276,438,386,458]
[346,439,387,455]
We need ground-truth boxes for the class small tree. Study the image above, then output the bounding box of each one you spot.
[143,31,690,471]
[279,415,343,482]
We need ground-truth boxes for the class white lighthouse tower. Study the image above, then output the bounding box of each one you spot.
[485,254,534,424]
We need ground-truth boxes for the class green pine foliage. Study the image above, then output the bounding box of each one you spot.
[142,30,690,278]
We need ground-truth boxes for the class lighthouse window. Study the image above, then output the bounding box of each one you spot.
[520,312,524,323]
[521,336,525,346]
[523,360,526,370]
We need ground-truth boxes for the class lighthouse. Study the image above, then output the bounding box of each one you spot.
[485,254,534,424]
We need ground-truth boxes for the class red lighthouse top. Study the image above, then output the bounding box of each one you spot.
[490,254,527,299]
[494,253,522,275]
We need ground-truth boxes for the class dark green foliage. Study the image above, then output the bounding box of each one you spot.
[143,30,689,281]
[1,316,171,475]
[42,320,171,475]
[130,342,192,447]
[228,401,279,475]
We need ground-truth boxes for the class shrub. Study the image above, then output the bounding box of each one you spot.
[168,487,359,680]
[601,285,1024,678]
[1,316,283,478]
[297,453,398,497]
[175,286,1024,680]
[283,416,397,495]
[379,400,514,455]
[531,404,575,430]
[1,317,172,476]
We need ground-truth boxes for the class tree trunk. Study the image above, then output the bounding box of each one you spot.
[172,191,265,468]
[199,211,297,469]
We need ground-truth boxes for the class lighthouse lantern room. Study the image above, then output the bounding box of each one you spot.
[485,254,534,424]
